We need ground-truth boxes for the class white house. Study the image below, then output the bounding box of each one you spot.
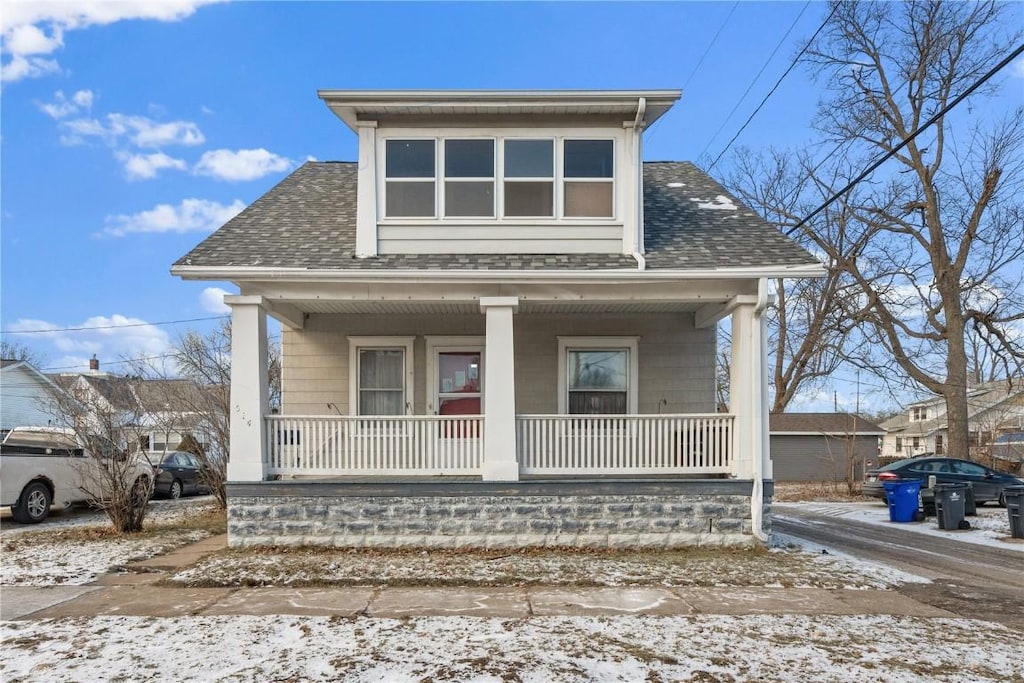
[172,89,824,548]
[1,360,64,433]
[879,380,1024,459]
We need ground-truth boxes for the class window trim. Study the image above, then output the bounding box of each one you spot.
[378,127,622,224]
[557,336,639,414]
[347,336,415,416]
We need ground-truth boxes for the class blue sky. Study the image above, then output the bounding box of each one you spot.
[2,1,1022,412]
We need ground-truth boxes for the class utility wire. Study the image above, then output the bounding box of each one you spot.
[786,40,1024,236]
[705,2,838,172]
[682,2,740,91]
[1,315,229,335]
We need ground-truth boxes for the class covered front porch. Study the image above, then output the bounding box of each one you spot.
[225,277,772,485]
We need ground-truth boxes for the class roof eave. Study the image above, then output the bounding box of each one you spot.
[171,262,827,283]
[317,88,683,132]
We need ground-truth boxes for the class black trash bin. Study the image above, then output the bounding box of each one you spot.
[1004,485,1024,540]
[934,482,970,530]
[964,482,977,517]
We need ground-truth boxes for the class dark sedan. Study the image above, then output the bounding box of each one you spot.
[864,456,1024,506]
[152,451,208,499]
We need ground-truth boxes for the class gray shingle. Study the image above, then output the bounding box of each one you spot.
[173,161,818,272]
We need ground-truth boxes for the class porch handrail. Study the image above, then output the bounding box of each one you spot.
[265,414,483,475]
[516,413,735,475]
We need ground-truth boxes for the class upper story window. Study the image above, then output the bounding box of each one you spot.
[385,140,435,217]
[381,135,616,221]
[911,406,928,421]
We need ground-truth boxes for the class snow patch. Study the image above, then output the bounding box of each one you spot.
[690,195,738,211]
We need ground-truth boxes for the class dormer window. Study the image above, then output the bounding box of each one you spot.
[504,139,554,217]
[381,134,617,221]
[911,407,928,421]
[564,139,614,217]
[385,140,435,217]
[445,139,495,217]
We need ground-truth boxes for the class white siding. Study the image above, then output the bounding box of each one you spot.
[1,365,58,430]
[281,312,715,416]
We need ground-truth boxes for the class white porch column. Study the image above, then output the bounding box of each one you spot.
[480,296,519,481]
[224,295,269,482]
[729,301,766,481]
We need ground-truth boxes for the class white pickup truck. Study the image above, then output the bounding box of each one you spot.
[0,427,153,523]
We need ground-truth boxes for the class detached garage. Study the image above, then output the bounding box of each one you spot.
[770,413,884,482]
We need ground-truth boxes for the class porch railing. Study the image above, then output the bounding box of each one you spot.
[263,413,734,477]
[516,414,734,475]
[264,415,483,476]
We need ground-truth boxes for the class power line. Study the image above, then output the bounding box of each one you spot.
[682,2,740,91]
[1,315,229,335]
[786,40,1024,236]
[696,0,815,165]
[705,2,838,172]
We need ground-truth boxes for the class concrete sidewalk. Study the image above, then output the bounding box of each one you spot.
[1,533,955,621]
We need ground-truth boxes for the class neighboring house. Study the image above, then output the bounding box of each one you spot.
[172,89,823,548]
[0,359,64,432]
[52,363,214,460]
[769,413,884,482]
[879,380,1024,460]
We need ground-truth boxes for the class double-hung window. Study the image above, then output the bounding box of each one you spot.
[385,140,435,217]
[348,337,415,416]
[563,139,614,217]
[504,139,554,217]
[382,135,616,220]
[444,139,495,217]
[557,337,639,415]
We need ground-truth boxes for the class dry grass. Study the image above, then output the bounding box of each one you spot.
[165,543,893,590]
[1,505,225,549]
[773,481,871,502]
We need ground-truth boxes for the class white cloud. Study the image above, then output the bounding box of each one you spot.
[1013,57,1024,80]
[1,54,59,82]
[37,89,94,119]
[118,152,188,180]
[8,315,172,371]
[194,148,294,181]
[1,1,223,84]
[101,198,245,237]
[199,288,232,314]
[60,113,205,148]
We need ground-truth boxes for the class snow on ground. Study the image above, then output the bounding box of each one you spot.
[0,498,221,586]
[771,532,932,586]
[775,502,1023,552]
[3,613,1021,683]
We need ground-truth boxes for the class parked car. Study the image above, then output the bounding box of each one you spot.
[152,451,208,499]
[1,427,153,523]
[864,456,1024,506]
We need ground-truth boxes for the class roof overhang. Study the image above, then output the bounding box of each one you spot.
[171,262,826,283]
[317,89,682,132]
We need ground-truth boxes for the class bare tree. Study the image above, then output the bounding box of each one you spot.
[49,376,154,532]
[1,340,47,367]
[795,1,1024,456]
[725,148,865,413]
[136,321,281,508]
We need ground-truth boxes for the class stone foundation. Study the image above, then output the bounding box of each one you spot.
[226,480,773,549]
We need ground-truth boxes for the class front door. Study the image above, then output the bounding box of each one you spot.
[427,340,483,469]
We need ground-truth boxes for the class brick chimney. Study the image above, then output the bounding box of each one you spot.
[89,355,99,372]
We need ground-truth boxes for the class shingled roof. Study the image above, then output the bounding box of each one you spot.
[770,413,886,435]
[173,161,819,272]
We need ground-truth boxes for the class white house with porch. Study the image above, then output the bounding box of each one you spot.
[172,89,823,548]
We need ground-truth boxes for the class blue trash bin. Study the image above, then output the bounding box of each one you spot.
[883,480,922,523]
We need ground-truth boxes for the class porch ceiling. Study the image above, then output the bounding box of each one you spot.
[291,300,708,315]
